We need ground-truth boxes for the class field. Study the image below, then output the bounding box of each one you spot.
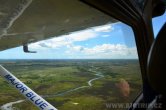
[0,59,142,110]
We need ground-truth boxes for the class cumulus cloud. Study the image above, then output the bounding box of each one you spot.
[29,23,116,50]
[28,22,138,59]
[93,24,113,32]
[67,30,97,42]
[102,35,110,37]
[29,38,70,50]
[29,29,97,50]
[66,44,138,59]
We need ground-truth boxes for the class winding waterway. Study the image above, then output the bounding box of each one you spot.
[0,100,24,110]
[0,69,104,110]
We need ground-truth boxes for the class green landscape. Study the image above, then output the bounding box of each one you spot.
[0,59,142,110]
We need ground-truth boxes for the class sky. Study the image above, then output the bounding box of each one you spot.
[0,12,165,59]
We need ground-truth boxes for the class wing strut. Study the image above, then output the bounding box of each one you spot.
[0,65,57,110]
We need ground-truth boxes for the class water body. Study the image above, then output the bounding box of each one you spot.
[44,69,104,97]
[0,68,104,110]
[0,100,24,110]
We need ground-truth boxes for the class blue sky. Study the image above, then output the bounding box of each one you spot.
[0,12,165,59]
[152,12,166,37]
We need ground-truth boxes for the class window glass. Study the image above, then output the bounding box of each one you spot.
[0,22,142,110]
[152,11,166,37]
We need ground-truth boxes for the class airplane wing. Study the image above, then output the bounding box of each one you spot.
[0,0,117,51]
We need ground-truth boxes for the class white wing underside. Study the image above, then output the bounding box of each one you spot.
[0,0,116,51]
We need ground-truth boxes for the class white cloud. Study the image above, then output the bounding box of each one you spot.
[93,24,113,32]
[102,35,110,37]
[29,30,97,50]
[29,38,70,50]
[66,30,97,42]
[66,44,138,59]
[28,23,117,50]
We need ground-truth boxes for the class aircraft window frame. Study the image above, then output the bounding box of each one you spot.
[0,22,143,110]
